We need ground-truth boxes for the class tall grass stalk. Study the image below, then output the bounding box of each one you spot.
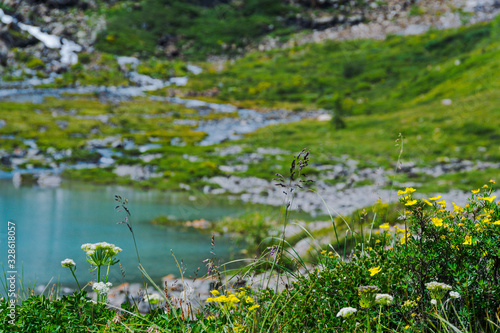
[115,195,151,310]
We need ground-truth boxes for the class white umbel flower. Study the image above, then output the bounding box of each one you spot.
[337,307,357,318]
[450,291,460,299]
[145,293,163,304]
[61,258,76,268]
[425,281,452,291]
[82,242,122,257]
[375,294,394,306]
[426,281,453,300]
[431,299,437,305]
[93,282,112,296]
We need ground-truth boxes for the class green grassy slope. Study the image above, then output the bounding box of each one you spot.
[182,18,500,190]
[188,20,500,115]
[95,0,298,59]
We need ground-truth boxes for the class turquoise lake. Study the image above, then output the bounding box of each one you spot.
[0,180,244,290]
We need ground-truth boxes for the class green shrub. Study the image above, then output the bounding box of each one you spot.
[0,291,112,332]
[342,60,364,79]
[26,58,45,70]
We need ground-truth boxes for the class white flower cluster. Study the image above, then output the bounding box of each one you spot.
[93,281,112,296]
[145,293,163,305]
[336,307,357,318]
[375,294,394,306]
[81,242,122,256]
[61,258,76,268]
[426,281,453,300]
[450,291,460,299]
[431,299,437,305]
[425,281,452,292]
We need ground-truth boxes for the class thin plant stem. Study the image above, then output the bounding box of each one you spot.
[105,264,111,283]
[70,267,82,292]
[377,305,383,333]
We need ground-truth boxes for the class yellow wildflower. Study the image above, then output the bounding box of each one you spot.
[429,195,441,201]
[483,184,489,188]
[463,236,472,245]
[481,196,497,202]
[214,295,229,302]
[400,233,411,244]
[380,223,390,229]
[233,322,245,333]
[452,202,463,212]
[398,187,416,195]
[369,266,382,276]
[440,235,445,239]
[472,189,480,194]
[210,290,220,296]
[228,294,240,303]
[431,217,443,227]
[490,179,496,184]
[375,239,381,243]
[405,200,417,206]
[245,296,254,304]
[422,198,432,206]
[248,304,260,311]
[492,220,500,225]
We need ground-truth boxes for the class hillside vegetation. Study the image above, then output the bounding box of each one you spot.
[1,17,499,193]
[188,19,500,114]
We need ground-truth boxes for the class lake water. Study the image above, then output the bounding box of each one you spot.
[0,180,244,290]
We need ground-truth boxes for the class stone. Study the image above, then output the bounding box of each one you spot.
[317,114,332,121]
[37,173,62,187]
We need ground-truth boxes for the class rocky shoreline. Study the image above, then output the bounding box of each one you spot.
[204,151,500,216]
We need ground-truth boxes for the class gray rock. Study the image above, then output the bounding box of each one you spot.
[216,145,243,156]
[37,173,62,188]
[219,165,248,173]
[114,165,161,181]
